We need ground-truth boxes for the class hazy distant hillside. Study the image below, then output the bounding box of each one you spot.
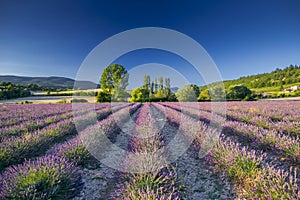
[0,75,98,89]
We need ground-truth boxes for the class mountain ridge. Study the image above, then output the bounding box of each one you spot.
[0,75,98,89]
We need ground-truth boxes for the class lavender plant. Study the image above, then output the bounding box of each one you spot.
[49,137,95,167]
[0,155,82,200]
[112,103,182,199]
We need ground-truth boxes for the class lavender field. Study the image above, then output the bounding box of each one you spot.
[0,101,300,199]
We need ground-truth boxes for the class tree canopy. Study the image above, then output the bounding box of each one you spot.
[130,87,149,102]
[100,64,129,101]
[227,85,252,100]
[0,82,31,100]
[100,64,129,92]
[176,85,198,102]
[130,75,173,102]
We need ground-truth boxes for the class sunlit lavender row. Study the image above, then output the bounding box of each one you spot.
[0,101,300,199]
[112,103,181,199]
[155,102,300,199]
[160,102,300,164]
[0,103,136,199]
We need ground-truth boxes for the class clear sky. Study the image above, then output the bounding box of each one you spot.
[0,0,300,87]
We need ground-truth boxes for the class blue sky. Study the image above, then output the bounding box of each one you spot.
[0,0,300,87]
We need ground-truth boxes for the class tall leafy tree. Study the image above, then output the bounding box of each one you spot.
[150,81,154,96]
[143,74,150,91]
[159,77,164,90]
[164,78,171,97]
[154,78,158,92]
[100,64,129,92]
[100,64,129,101]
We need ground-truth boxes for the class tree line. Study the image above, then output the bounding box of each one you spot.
[0,82,31,100]
[96,64,255,102]
[130,75,176,102]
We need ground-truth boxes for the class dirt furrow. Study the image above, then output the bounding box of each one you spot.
[151,105,235,199]
[74,110,138,200]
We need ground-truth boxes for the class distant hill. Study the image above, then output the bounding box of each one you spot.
[201,64,300,93]
[0,75,98,89]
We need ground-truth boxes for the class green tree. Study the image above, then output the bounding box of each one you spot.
[130,87,149,102]
[159,77,164,90]
[189,84,200,97]
[100,64,129,101]
[198,89,211,101]
[279,80,284,91]
[154,78,158,92]
[112,79,130,101]
[227,85,252,100]
[164,78,171,97]
[100,64,129,92]
[210,86,226,101]
[150,81,154,96]
[96,91,112,102]
[176,85,198,102]
[143,75,150,91]
[154,90,167,99]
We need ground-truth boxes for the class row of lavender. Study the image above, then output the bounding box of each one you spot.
[0,103,111,140]
[161,102,300,164]
[0,104,73,127]
[154,102,299,199]
[0,103,114,129]
[112,103,181,199]
[0,103,127,142]
[0,103,141,199]
[183,101,300,122]
[0,103,129,171]
[182,101,300,135]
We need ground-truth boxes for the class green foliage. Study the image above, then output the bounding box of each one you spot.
[0,82,31,100]
[227,156,260,184]
[189,84,200,97]
[199,84,226,101]
[143,74,150,90]
[130,88,149,102]
[203,65,300,90]
[164,78,171,97]
[70,98,88,103]
[0,156,81,200]
[131,75,175,102]
[100,64,129,101]
[210,86,226,101]
[176,85,198,102]
[154,89,166,98]
[241,167,299,199]
[198,89,211,101]
[227,85,252,100]
[158,76,164,90]
[96,91,112,102]
[100,64,128,91]
[62,145,93,167]
[112,83,130,102]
